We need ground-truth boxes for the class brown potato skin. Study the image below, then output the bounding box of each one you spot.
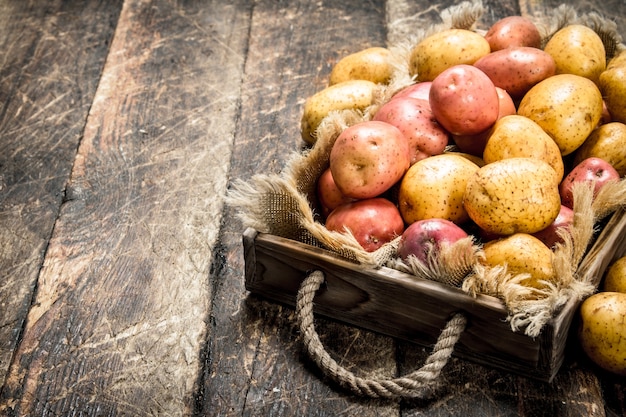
[544,24,606,84]
[329,47,394,85]
[463,158,561,235]
[517,74,603,156]
[574,122,626,177]
[398,153,479,225]
[599,51,626,125]
[578,292,626,376]
[473,47,555,98]
[602,256,626,293]
[300,80,377,144]
[409,29,490,82]
[482,115,564,180]
[482,233,556,289]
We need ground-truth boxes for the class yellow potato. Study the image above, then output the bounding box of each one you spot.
[398,153,480,225]
[482,233,556,289]
[607,50,626,68]
[483,115,565,180]
[599,51,626,124]
[517,74,603,156]
[578,292,626,376]
[574,122,626,177]
[409,29,490,82]
[544,24,606,84]
[463,158,561,235]
[603,256,626,293]
[300,80,377,145]
[329,47,394,85]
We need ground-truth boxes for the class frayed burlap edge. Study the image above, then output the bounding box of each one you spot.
[226,0,626,339]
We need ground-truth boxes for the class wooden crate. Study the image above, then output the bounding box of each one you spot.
[243,208,626,382]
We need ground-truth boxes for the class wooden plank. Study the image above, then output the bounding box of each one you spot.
[199,0,401,415]
[0,0,250,415]
[244,228,563,377]
[0,0,123,388]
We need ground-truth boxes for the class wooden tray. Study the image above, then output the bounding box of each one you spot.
[243,208,626,382]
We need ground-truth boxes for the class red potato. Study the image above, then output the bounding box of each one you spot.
[473,47,556,98]
[316,167,356,218]
[325,198,405,252]
[330,120,411,199]
[559,157,620,209]
[373,97,449,164]
[429,64,500,136]
[532,205,574,249]
[397,218,468,263]
[484,16,542,51]
[452,86,516,155]
[391,81,432,102]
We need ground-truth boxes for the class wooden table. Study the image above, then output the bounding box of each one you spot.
[0,0,624,415]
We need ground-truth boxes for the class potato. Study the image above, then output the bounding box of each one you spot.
[574,122,626,177]
[532,205,574,249]
[397,218,469,264]
[473,47,556,98]
[330,120,410,199]
[559,157,620,209]
[300,80,377,145]
[483,115,565,180]
[578,292,626,376]
[599,51,626,124]
[392,81,432,102]
[484,16,542,51]
[409,29,490,82]
[463,158,561,235]
[452,87,516,156]
[603,256,626,293]
[517,74,603,156]
[325,198,405,252]
[316,167,355,218]
[482,233,556,289]
[429,64,499,136]
[544,24,606,84]
[373,96,449,164]
[398,153,479,225]
[329,47,394,85]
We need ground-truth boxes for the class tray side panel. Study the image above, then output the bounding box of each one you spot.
[244,229,555,378]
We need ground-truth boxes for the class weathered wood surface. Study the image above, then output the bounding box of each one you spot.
[0,0,124,388]
[0,0,624,416]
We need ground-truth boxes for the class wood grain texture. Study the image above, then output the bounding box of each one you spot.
[0,0,624,415]
[0,0,123,388]
[0,0,250,415]
[199,1,401,416]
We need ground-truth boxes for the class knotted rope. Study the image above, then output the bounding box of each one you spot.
[295,270,468,399]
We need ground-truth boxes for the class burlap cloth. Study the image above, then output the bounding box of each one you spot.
[228,0,626,399]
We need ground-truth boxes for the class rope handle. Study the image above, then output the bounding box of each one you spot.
[295,270,467,399]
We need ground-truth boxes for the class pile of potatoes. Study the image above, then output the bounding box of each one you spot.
[300,15,626,375]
